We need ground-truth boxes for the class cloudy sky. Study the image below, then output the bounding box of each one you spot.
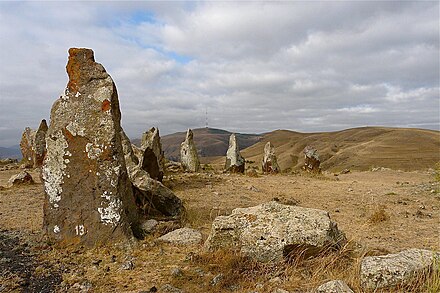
[0,1,438,147]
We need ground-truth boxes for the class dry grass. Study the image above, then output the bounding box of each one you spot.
[368,205,390,224]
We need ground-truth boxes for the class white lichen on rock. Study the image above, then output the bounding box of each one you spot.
[53,225,60,233]
[42,130,68,208]
[66,121,85,136]
[98,198,122,226]
[85,143,103,160]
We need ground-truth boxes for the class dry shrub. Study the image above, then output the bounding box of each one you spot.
[368,205,389,224]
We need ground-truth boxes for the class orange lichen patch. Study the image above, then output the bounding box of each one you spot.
[66,48,95,93]
[101,100,111,112]
[63,128,74,142]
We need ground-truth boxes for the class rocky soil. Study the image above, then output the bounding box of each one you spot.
[0,166,439,292]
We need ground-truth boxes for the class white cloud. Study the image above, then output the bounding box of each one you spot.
[0,1,438,147]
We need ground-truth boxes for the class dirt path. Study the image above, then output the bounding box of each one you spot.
[0,229,61,292]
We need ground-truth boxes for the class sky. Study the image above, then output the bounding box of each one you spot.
[0,1,439,147]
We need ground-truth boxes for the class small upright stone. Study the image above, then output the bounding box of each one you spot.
[8,171,34,186]
[33,119,48,168]
[139,127,165,181]
[302,145,321,173]
[316,280,354,293]
[20,127,36,168]
[180,129,200,172]
[42,48,141,246]
[225,134,245,173]
[262,142,280,174]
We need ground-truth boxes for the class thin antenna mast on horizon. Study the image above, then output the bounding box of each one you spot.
[205,106,208,128]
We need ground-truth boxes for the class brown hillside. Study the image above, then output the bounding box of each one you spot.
[210,127,440,172]
[157,128,261,161]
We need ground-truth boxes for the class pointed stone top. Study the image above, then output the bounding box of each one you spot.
[66,48,107,92]
[186,129,193,140]
[38,119,48,132]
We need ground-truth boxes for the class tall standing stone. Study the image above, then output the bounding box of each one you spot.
[225,133,245,173]
[139,127,165,181]
[33,119,48,168]
[180,129,200,172]
[261,141,280,174]
[302,145,321,173]
[42,48,141,246]
[20,127,36,168]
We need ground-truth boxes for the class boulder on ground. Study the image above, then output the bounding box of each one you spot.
[33,119,48,168]
[121,130,184,219]
[180,129,200,172]
[360,248,439,290]
[262,142,280,174]
[42,48,141,246]
[20,127,36,168]
[8,171,34,186]
[316,280,354,293]
[139,127,165,181]
[205,201,346,262]
[158,227,202,245]
[225,133,245,173]
[302,145,321,173]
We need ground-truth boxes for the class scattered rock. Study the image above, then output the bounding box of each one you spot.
[302,146,321,173]
[20,127,36,168]
[121,130,184,219]
[340,169,350,175]
[360,248,439,290]
[316,280,354,293]
[158,227,202,245]
[225,134,245,173]
[139,127,165,181]
[141,219,159,234]
[120,260,135,270]
[205,201,346,262]
[33,119,48,168]
[180,129,200,172]
[210,273,223,286]
[262,142,280,174]
[165,161,181,173]
[159,284,184,293]
[247,185,259,192]
[8,171,34,186]
[42,48,142,246]
[170,267,183,277]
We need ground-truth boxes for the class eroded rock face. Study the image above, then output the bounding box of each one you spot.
[180,129,200,172]
[205,201,346,263]
[42,48,141,246]
[225,134,245,173]
[139,127,165,181]
[360,249,439,290]
[262,142,280,174]
[20,127,36,168]
[33,119,48,168]
[121,130,184,219]
[303,145,321,173]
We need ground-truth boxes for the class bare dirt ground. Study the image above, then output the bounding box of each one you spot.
[0,166,439,292]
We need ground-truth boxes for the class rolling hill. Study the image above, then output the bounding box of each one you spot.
[237,127,440,172]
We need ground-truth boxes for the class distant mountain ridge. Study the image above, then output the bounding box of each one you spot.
[159,127,262,161]
[0,145,21,159]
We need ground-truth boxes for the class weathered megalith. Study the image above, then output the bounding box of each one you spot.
[262,141,280,174]
[225,133,245,173]
[139,127,165,181]
[302,145,321,173]
[33,119,48,168]
[205,201,346,263]
[360,249,439,290]
[20,127,36,168]
[42,48,141,246]
[120,130,184,218]
[180,129,200,172]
